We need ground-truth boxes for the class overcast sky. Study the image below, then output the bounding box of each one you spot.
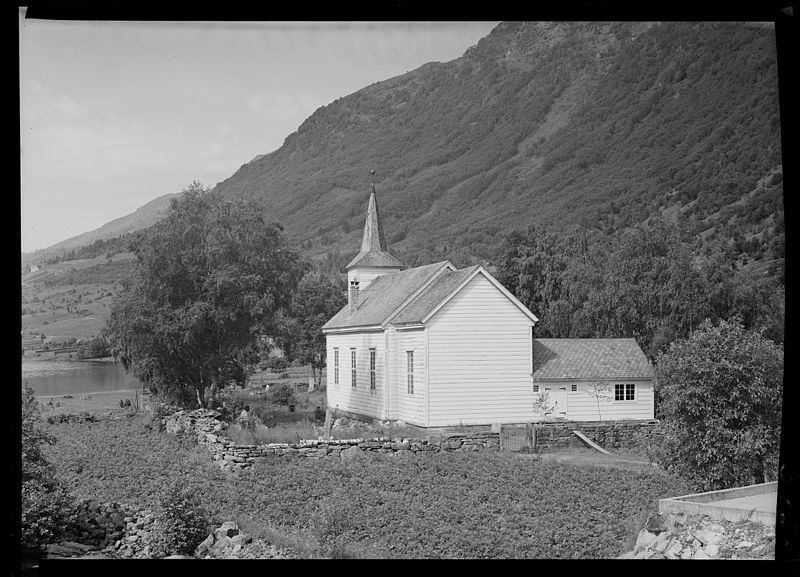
[20,15,498,252]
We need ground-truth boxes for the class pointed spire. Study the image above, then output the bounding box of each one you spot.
[361,170,389,253]
[345,170,404,271]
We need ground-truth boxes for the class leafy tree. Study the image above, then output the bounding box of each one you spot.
[652,319,783,491]
[278,275,346,389]
[103,182,307,408]
[21,384,74,553]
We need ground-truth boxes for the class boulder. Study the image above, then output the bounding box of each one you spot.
[617,550,636,559]
[645,512,667,534]
[634,529,658,553]
[340,446,366,460]
[693,526,726,546]
[195,533,215,556]
[214,521,240,540]
[693,548,710,559]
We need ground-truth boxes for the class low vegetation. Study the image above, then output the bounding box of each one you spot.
[41,411,689,558]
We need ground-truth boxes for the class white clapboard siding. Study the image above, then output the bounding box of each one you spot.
[426,273,534,427]
[326,332,384,419]
[393,328,426,426]
[534,379,655,421]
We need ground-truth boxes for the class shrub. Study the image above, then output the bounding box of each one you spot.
[148,481,209,557]
[654,319,783,490]
[265,356,290,372]
[21,384,75,553]
[270,383,296,406]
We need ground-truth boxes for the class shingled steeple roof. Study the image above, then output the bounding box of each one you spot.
[346,172,404,270]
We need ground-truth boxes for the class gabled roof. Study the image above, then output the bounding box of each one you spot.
[532,338,654,380]
[322,261,451,331]
[389,265,480,324]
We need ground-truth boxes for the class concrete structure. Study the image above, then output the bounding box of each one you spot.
[659,482,777,526]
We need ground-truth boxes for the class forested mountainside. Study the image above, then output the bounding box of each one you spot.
[211,21,783,273]
[25,21,783,279]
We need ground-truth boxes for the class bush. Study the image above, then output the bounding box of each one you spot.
[21,384,75,553]
[270,383,296,406]
[653,319,783,490]
[149,481,209,557]
[265,356,290,372]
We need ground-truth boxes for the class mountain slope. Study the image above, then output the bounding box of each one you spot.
[24,21,784,278]
[212,21,783,271]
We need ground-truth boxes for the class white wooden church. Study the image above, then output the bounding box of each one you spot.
[322,181,655,427]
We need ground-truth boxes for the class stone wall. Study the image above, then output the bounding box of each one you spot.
[162,409,659,472]
[531,419,661,452]
[163,408,500,472]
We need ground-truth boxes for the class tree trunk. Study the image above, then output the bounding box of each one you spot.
[196,386,206,408]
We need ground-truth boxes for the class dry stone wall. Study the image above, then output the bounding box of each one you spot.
[163,408,500,472]
[532,420,660,452]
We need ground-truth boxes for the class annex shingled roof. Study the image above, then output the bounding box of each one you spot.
[532,338,654,380]
[322,261,451,330]
[389,265,480,324]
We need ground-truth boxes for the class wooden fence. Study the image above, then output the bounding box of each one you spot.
[499,424,536,452]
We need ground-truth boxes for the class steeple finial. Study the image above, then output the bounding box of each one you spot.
[371,169,376,194]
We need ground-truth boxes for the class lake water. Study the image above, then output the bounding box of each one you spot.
[21,358,143,396]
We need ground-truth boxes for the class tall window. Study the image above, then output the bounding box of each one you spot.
[333,348,339,386]
[351,348,357,388]
[614,383,635,401]
[407,351,414,394]
[369,348,376,391]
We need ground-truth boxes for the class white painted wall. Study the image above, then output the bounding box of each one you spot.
[532,379,655,421]
[426,273,535,427]
[393,328,426,426]
[326,331,385,419]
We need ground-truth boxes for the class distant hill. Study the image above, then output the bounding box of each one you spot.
[22,192,178,266]
[24,21,784,278]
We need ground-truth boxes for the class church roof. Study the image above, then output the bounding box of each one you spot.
[322,261,452,330]
[389,265,480,324]
[532,338,654,380]
[345,185,403,270]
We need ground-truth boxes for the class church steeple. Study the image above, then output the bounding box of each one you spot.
[360,174,389,253]
[345,171,403,297]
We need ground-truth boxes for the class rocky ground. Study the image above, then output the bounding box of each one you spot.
[43,516,299,560]
[619,511,775,560]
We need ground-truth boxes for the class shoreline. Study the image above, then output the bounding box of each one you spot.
[35,387,141,399]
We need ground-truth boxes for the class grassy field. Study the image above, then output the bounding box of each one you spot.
[21,254,133,341]
[39,406,690,559]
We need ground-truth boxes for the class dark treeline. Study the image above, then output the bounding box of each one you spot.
[496,218,784,359]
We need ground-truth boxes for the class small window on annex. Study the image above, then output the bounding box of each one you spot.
[614,383,635,401]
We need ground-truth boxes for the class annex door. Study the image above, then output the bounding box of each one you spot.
[544,386,568,418]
